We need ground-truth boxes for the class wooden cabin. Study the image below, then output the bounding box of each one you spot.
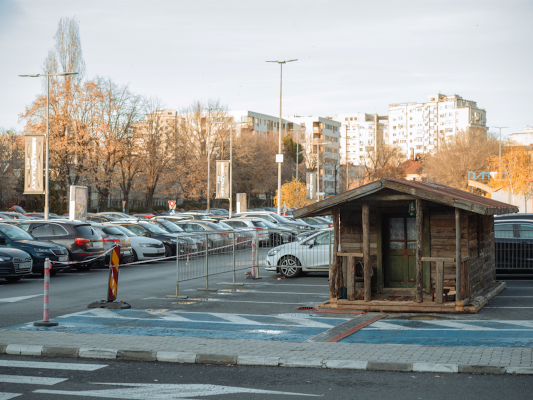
[293,178,518,313]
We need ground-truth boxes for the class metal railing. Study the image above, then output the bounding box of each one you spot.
[495,229,533,270]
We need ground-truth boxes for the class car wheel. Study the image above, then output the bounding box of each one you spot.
[5,276,22,282]
[122,256,134,265]
[133,250,139,262]
[279,256,302,278]
[164,244,172,258]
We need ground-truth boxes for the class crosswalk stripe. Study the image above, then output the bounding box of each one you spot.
[0,295,42,303]
[0,393,22,400]
[0,360,107,371]
[0,375,67,385]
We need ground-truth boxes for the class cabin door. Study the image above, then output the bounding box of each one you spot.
[384,216,417,288]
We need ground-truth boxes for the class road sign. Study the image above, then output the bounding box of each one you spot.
[168,200,176,210]
[306,172,316,200]
[216,161,230,199]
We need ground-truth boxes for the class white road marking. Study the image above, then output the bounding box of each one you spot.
[0,360,107,371]
[274,315,334,328]
[144,297,315,305]
[0,375,67,385]
[420,321,498,330]
[0,393,22,400]
[188,289,328,296]
[367,320,533,330]
[0,294,42,303]
[207,313,263,326]
[35,383,320,398]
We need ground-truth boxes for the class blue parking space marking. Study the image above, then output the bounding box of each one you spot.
[339,320,533,347]
[5,309,350,342]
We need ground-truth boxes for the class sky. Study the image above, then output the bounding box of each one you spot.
[1,0,532,137]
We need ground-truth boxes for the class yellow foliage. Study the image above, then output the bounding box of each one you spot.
[488,146,533,196]
[274,177,314,209]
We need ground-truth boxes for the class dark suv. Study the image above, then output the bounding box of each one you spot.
[495,215,533,273]
[0,223,70,275]
[0,247,34,282]
[15,220,104,271]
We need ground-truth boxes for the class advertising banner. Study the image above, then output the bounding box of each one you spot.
[23,135,45,194]
[306,172,316,200]
[69,186,88,222]
[236,193,247,214]
[216,160,230,199]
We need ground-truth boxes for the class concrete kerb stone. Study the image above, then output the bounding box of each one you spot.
[196,354,237,365]
[5,344,43,356]
[506,367,533,375]
[237,356,280,366]
[458,365,506,375]
[79,348,118,360]
[413,362,459,373]
[280,358,324,368]
[42,346,79,358]
[324,360,368,370]
[367,361,413,372]
[0,344,6,354]
[157,352,197,363]
[117,350,157,362]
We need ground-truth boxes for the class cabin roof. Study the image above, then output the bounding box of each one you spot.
[293,178,519,218]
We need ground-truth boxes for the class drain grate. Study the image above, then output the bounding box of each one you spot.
[305,312,386,343]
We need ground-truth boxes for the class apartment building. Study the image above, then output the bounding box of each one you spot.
[510,126,533,146]
[388,94,487,160]
[228,110,300,136]
[284,115,341,196]
[335,113,389,165]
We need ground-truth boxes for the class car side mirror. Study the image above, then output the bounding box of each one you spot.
[144,233,151,237]
[308,242,314,249]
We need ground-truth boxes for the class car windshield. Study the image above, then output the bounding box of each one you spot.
[156,220,184,232]
[260,220,279,229]
[218,222,233,230]
[114,225,137,237]
[101,213,129,219]
[142,223,168,234]
[102,227,126,236]
[0,224,35,241]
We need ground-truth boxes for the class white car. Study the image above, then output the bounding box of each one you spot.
[113,225,165,262]
[265,229,333,278]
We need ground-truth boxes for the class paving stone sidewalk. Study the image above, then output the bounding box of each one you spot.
[1,329,532,375]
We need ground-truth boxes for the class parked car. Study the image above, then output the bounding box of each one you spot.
[0,212,29,220]
[13,220,103,271]
[89,224,134,265]
[258,219,298,246]
[8,206,27,214]
[235,211,312,231]
[299,216,333,229]
[86,214,120,223]
[113,225,165,262]
[113,221,193,257]
[296,230,319,242]
[494,216,533,272]
[132,214,156,220]
[146,219,204,252]
[223,218,269,245]
[0,247,33,282]
[265,229,333,277]
[207,220,254,248]
[209,208,229,216]
[179,212,218,221]
[96,212,137,221]
[0,223,70,275]
[157,214,195,221]
[172,221,231,250]
[23,213,65,220]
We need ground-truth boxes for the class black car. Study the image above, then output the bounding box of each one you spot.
[86,214,120,223]
[14,220,104,271]
[149,219,204,252]
[114,221,190,258]
[0,247,33,282]
[0,223,70,275]
[495,216,533,273]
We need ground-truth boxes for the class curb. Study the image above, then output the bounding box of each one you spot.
[1,344,532,375]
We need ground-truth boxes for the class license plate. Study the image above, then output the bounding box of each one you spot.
[16,262,31,270]
[157,249,165,253]
[92,242,103,248]
[58,256,68,262]
[122,250,131,255]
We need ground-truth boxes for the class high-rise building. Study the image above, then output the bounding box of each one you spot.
[510,126,533,146]
[228,110,300,136]
[334,113,389,165]
[284,115,341,196]
[388,94,487,160]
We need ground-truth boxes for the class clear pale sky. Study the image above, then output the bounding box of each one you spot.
[1,0,532,136]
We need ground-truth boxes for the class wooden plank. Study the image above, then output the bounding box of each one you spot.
[436,261,444,304]
[330,207,340,298]
[324,313,388,342]
[423,209,431,293]
[382,180,455,206]
[347,256,356,301]
[416,198,423,303]
[377,210,383,294]
[461,259,469,299]
[422,257,455,262]
[362,202,371,301]
[363,195,416,201]
[455,208,462,301]
[337,252,364,257]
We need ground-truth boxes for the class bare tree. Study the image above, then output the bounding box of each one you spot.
[0,128,23,208]
[423,130,499,190]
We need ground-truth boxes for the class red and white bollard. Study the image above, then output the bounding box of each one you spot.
[34,258,58,327]
[251,240,256,277]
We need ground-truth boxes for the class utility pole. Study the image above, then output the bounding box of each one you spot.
[266,59,297,214]
[492,126,509,159]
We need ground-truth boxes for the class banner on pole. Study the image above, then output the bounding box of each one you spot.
[236,193,247,213]
[216,160,230,199]
[23,134,45,194]
[69,186,88,222]
[306,172,316,200]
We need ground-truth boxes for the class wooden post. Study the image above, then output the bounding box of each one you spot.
[461,259,469,300]
[436,261,444,304]
[455,208,462,301]
[330,207,340,299]
[415,198,423,303]
[362,202,371,301]
[347,256,355,301]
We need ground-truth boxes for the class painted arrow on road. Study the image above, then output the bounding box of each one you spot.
[35,383,321,399]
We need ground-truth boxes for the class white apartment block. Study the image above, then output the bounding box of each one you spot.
[228,110,300,136]
[335,113,389,166]
[510,126,533,146]
[284,115,341,196]
[388,94,487,160]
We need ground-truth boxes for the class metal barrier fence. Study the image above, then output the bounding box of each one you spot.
[167,228,333,297]
[495,229,533,271]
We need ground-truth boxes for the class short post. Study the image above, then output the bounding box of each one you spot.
[34,258,58,327]
[436,261,444,304]
[251,233,256,277]
[254,229,260,279]
[232,232,236,284]
[166,240,187,299]
[198,233,217,291]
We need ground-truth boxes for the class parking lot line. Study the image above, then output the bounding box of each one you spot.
[185,289,328,296]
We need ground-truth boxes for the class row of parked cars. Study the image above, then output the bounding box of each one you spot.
[0,208,333,282]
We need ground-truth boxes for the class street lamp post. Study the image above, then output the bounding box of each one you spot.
[19,72,78,220]
[315,142,329,202]
[266,59,297,214]
[492,126,509,159]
